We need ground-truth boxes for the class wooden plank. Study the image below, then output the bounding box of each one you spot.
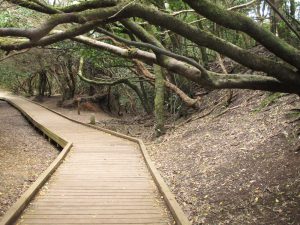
[19,218,169,223]
[18,223,168,225]
[22,214,167,219]
[30,202,157,206]
[43,193,152,196]
[37,196,154,200]
[32,199,156,203]
[26,207,161,211]
[20,222,169,225]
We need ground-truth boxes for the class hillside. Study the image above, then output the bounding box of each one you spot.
[146,90,300,224]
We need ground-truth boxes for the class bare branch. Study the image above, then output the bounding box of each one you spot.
[0,13,84,41]
[228,0,256,11]
[133,59,199,107]
[0,20,103,51]
[172,0,256,16]
[6,0,118,14]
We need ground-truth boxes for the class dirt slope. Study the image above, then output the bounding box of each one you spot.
[0,101,58,219]
[146,90,300,224]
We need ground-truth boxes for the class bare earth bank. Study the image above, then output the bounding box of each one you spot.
[0,101,58,219]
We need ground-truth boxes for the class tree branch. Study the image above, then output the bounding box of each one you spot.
[5,0,118,14]
[124,3,300,85]
[133,59,199,107]
[0,20,103,51]
[78,30,298,93]
[172,0,256,16]
[95,27,208,76]
[183,0,300,70]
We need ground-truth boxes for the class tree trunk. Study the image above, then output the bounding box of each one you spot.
[270,0,284,35]
[123,80,152,114]
[139,77,153,113]
[154,64,166,137]
[38,70,47,97]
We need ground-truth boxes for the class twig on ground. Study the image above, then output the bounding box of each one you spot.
[212,104,242,119]
[0,49,30,62]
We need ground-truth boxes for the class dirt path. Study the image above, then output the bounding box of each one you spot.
[0,101,58,219]
[32,95,112,123]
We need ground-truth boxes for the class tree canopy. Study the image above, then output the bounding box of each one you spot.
[0,0,299,134]
[0,0,299,91]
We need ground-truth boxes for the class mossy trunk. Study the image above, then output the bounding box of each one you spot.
[38,70,47,97]
[139,78,153,113]
[154,64,166,137]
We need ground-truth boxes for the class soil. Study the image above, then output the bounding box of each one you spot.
[0,101,58,220]
[35,90,300,225]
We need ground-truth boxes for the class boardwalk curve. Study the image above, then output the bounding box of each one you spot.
[0,93,190,225]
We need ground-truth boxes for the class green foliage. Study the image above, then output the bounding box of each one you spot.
[286,109,300,122]
[0,11,14,27]
[0,7,37,28]
[167,0,185,11]
[0,65,31,92]
[254,92,286,112]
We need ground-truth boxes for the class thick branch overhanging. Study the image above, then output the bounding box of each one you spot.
[0,20,103,51]
[95,27,208,76]
[0,13,84,41]
[72,34,156,65]
[1,26,298,94]
[72,33,298,94]
[5,0,119,14]
[122,4,300,86]
[183,0,300,70]
[0,3,126,42]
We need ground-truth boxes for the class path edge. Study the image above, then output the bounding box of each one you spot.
[24,97,191,225]
[0,97,73,225]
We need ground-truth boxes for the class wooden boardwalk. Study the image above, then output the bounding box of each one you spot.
[0,94,189,225]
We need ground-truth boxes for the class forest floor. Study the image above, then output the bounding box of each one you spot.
[35,90,300,225]
[0,101,58,219]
